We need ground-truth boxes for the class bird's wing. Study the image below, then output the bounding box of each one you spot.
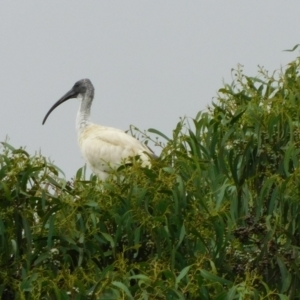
[78,125,152,174]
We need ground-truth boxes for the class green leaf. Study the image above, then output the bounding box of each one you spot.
[283,44,300,52]
[148,128,170,141]
[1,142,15,151]
[112,281,133,299]
[200,270,232,285]
[101,232,115,248]
[21,214,32,256]
[162,167,175,174]
[11,239,17,257]
[47,214,56,248]
[277,256,292,293]
[225,286,237,299]
[176,265,191,285]
[230,109,246,125]
[129,274,150,281]
[34,253,51,266]
[176,223,186,249]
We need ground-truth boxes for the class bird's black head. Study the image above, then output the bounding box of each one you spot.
[42,78,94,125]
[72,79,94,96]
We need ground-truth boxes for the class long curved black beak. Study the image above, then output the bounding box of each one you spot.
[42,88,78,125]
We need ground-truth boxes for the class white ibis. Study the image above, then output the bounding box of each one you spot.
[42,79,156,180]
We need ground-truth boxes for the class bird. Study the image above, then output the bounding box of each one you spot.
[42,79,156,180]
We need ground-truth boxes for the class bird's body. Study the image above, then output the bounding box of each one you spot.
[78,124,152,180]
[43,79,154,180]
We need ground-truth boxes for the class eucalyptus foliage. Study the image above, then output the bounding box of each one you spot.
[2,55,300,299]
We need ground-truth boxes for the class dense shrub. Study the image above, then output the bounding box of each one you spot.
[2,54,300,299]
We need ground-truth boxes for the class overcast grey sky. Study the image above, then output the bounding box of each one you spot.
[1,2,299,179]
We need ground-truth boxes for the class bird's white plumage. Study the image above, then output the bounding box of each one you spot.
[78,124,152,180]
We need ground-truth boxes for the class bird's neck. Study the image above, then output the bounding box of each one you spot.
[76,94,93,131]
